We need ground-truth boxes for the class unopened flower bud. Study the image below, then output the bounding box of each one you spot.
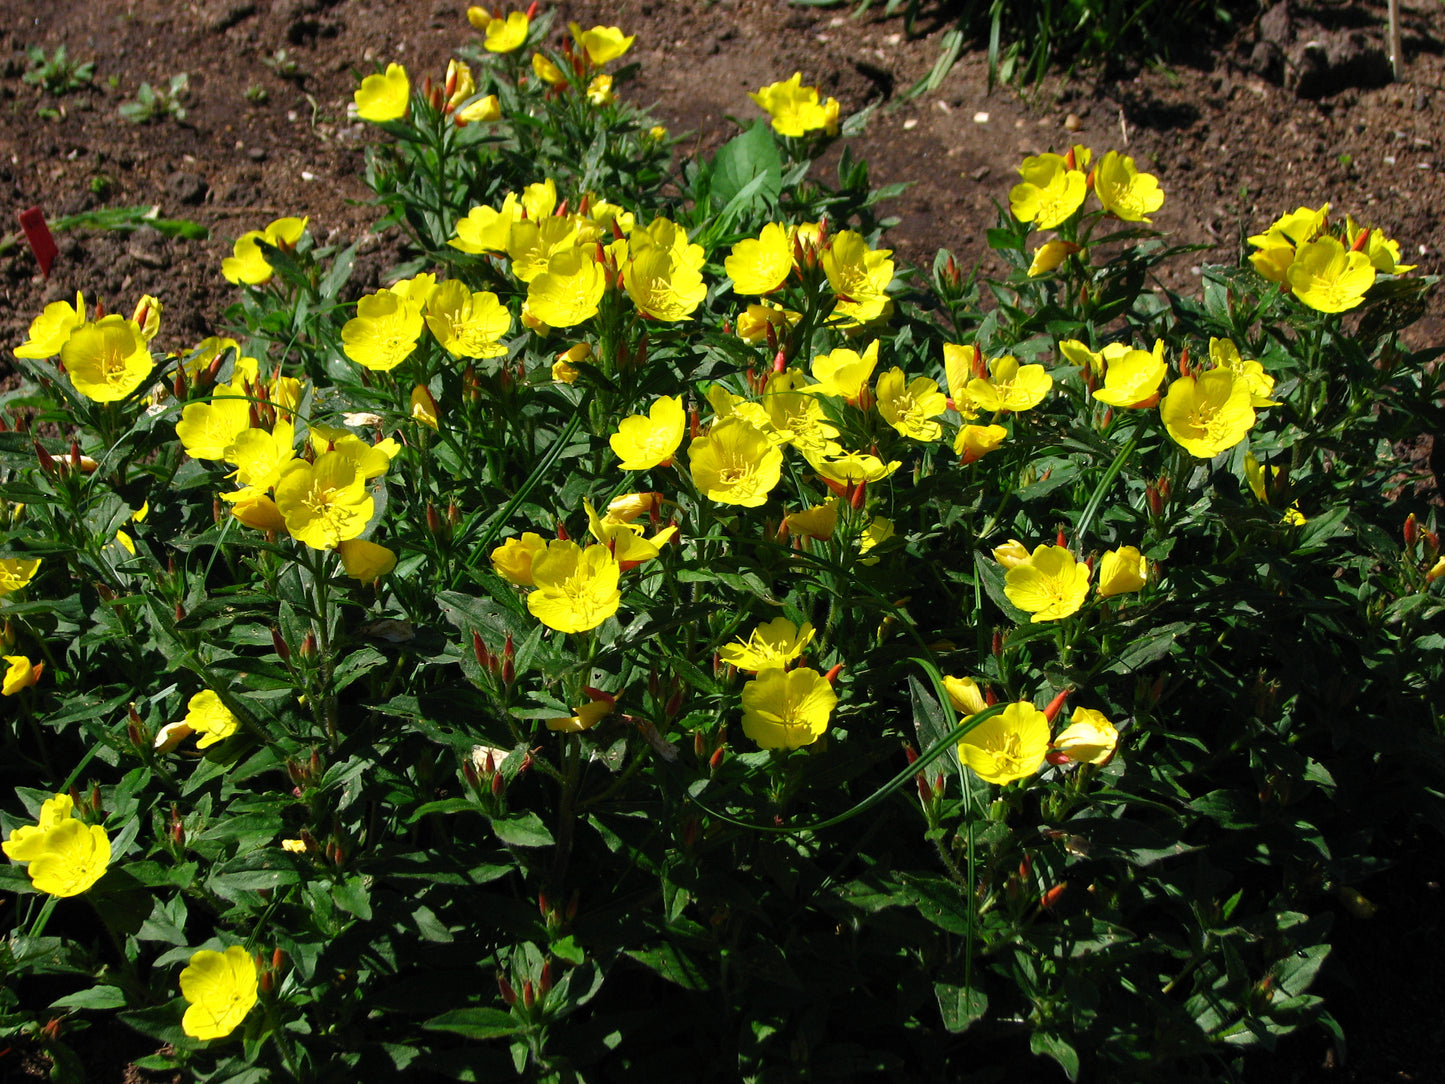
[522,979,536,1010]
[271,627,291,662]
[498,972,517,1005]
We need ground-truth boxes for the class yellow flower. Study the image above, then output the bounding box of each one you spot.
[547,696,615,733]
[313,431,396,481]
[568,23,635,66]
[823,231,893,325]
[1344,217,1416,275]
[507,216,582,283]
[1287,236,1375,313]
[184,689,240,750]
[748,73,839,138]
[966,354,1052,414]
[2,655,39,696]
[527,541,622,634]
[491,532,548,586]
[338,538,397,584]
[809,339,880,403]
[15,292,85,359]
[410,384,439,429]
[273,453,374,550]
[1009,154,1086,229]
[221,217,307,286]
[60,316,154,402]
[761,371,840,457]
[876,367,947,442]
[1209,338,1277,408]
[991,539,1031,569]
[531,52,567,86]
[1051,707,1118,766]
[857,515,893,563]
[720,618,816,672]
[1091,341,1167,409]
[688,418,785,507]
[954,423,1008,464]
[1160,370,1256,459]
[785,501,838,542]
[450,194,523,255]
[525,247,606,328]
[737,301,799,344]
[0,557,42,596]
[456,93,501,124]
[2,794,75,862]
[1097,546,1147,598]
[484,10,529,52]
[354,63,410,123]
[629,216,706,273]
[741,667,837,750]
[342,290,424,372]
[24,818,112,898]
[726,223,795,295]
[806,449,900,490]
[175,384,248,464]
[1027,239,1080,276]
[611,395,686,471]
[943,676,988,715]
[623,248,707,322]
[1092,151,1164,222]
[180,946,258,1041]
[1004,544,1091,622]
[223,488,286,533]
[226,420,297,492]
[957,701,1050,785]
[584,504,676,572]
[424,280,511,359]
[942,342,978,417]
[586,75,614,106]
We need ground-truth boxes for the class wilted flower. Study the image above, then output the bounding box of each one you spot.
[1027,239,1080,276]
[410,384,440,429]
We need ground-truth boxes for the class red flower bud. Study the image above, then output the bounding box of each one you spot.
[271,627,291,662]
[1042,687,1071,723]
[498,972,517,1005]
[1040,882,1068,911]
[19,206,59,279]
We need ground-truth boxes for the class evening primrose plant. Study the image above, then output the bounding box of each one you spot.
[2,10,1443,1084]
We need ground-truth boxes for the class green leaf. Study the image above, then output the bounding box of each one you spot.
[625,941,712,991]
[1030,1031,1080,1080]
[708,120,781,213]
[934,981,988,1033]
[490,811,554,848]
[424,1007,528,1040]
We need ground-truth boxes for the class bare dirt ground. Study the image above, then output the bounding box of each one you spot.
[2,0,1443,1078]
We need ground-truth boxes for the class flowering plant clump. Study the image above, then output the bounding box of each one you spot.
[1,9,1440,1083]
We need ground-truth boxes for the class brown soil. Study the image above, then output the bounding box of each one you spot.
[2,0,1442,1077]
